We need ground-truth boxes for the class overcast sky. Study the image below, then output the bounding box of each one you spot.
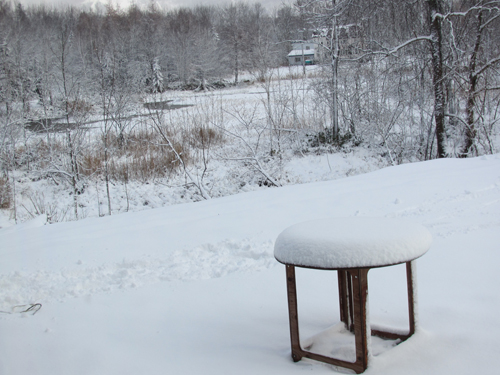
[16,0,289,12]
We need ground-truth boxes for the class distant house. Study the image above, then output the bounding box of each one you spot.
[287,42,316,66]
[312,24,364,60]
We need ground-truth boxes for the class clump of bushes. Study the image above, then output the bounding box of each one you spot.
[307,127,359,148]
[79,129,190,183]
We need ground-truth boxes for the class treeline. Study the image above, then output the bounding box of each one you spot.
[0,0,305,104]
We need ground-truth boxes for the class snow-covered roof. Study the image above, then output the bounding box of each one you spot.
[287,49,315,57]
[274,217,432,269]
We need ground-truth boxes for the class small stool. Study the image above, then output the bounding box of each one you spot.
[274,218,432,374]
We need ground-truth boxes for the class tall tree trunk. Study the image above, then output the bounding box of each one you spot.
[234,40,239,84]
[427,0,446,158]
[331,0,339,139]
[67,130,79,220]
[60,23,80,219]
[461,11,483,157]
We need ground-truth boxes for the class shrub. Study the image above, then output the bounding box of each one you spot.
[307,128,360,148]
[79,129,190,183]
[186,126,224,149]
[67,99,93,116]
[0,176,11,209]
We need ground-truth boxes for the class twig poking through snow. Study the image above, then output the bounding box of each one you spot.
[0,303,42,316]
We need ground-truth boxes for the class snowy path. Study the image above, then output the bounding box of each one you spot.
[0,239,274,306]
[1,155,499,374]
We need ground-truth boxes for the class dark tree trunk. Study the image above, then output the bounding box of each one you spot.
[427,0,446,158]
[461,11,483,157]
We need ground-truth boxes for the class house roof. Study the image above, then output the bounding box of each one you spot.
[287,49,315,57]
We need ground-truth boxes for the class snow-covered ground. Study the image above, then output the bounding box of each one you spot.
[1,64,388,226]
[1,154,499,374]
[1,148,387,227]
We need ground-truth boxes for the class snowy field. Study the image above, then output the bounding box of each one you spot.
[1,154,499,374]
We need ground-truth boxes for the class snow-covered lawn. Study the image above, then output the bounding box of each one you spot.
[1,154,499,374]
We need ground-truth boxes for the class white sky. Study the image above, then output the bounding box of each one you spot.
[17,0,288,12]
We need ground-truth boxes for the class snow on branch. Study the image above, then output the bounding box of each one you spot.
[148,110,211,200]
[218,110,281,188]
[473,55,500,78]
[386,36,434,55]
[473,86,500,95]
[445,113,468,127]
[341,36,433,62]
[433,5,500,22]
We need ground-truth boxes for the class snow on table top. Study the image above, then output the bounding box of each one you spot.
[274,217,432,269]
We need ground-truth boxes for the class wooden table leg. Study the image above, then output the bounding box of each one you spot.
[338,270,351,329]
[349,268,370,373]
[286,265,302,362]
[406,260,417,336]
[371,261,418,341]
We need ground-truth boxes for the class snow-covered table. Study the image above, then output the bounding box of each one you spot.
[274,218,432,374]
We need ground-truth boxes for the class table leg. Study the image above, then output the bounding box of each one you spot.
[370,261,417,341]
[337,270,351,329]
[349,268,370,372]
[406,260,417,336]
[286,265,302,362]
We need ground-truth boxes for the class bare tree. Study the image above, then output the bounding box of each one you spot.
[295,0,354,139]
[217,2,259,84]
[50,11,91,219]
[427,0,447,158]
[146,103,211,200]
[441,2,500,156]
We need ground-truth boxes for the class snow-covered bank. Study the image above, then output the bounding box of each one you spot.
[0,144,387,227]
[1,154,499,374]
